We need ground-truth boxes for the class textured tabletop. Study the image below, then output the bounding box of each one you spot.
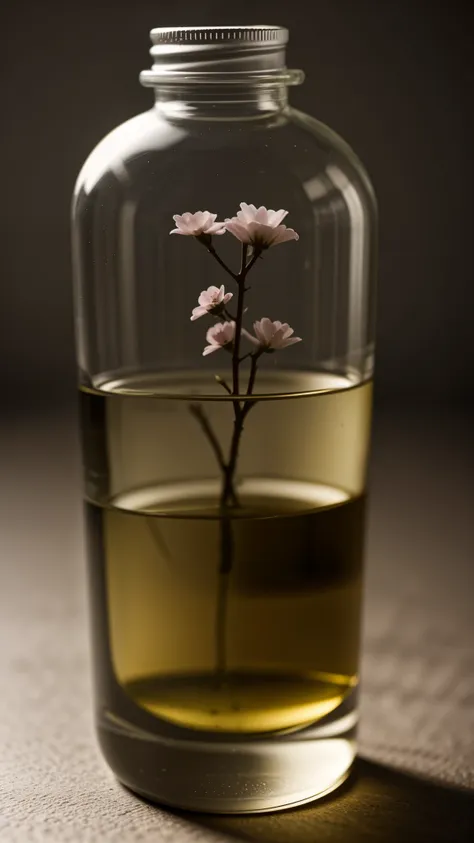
[1,407,473,842]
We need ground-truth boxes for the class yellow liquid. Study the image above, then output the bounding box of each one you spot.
[81,371,371,735]
[125,672,353,733]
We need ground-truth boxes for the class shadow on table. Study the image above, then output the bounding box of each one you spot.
[184,758,474,843]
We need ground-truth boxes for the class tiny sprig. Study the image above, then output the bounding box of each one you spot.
[169,202,302,508]
[169,202,302,682]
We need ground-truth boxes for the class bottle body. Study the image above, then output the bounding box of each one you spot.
[73,26,376,813]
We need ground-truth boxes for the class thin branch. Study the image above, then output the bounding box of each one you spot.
[245,249,262,275]
[189,402,239,508]
[246,353,260,396]
[240,243,249,275]
[231,244,248,400]
[215,516,233,678]
[215,375,232,394]
[203,239,264,510]
[207,245,239,283]
[189,403,226,473]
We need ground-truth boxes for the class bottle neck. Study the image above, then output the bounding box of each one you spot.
[153,83,289,121]
[141,26,304,121]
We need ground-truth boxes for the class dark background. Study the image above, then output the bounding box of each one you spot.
[2,0,473,410]
[2,3,474,840]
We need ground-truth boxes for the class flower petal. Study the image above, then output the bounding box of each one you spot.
[245,221,273,245]
[237,202,258,223]
[271,226,299,245]
[206,222,227,234]
[222,322,236,343]
[191,306,208,321]
[205,320,236,347]
[260,318,275,343]
[225,220,253,244]
[281,336,302,347]
[205,325,219,344]
[272,325,290,347]
[170,211,224,236]
[251,318,302,350]
[193,211,206,227]
[170,214,197,235]
[255,206,269,224]
[221,208,298,247]
[252,321,265,344]
[242,327,260,346]
[203,344,221,356]
[267,208,288,227]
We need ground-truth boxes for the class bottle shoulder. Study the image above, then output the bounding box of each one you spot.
[284,107,377,211]
[73,105,376,218]
[73,110,186,199]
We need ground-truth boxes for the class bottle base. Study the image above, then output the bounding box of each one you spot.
[98,706,357,814]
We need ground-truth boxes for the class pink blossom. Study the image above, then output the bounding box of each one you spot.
[237,203,289,228]
[203,321,236,356]
[225,203,299,249]
[249,318,302,351]
[191,285,233,321]
[170,211,226,237]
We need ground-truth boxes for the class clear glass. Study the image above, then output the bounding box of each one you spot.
[72,66,377,813]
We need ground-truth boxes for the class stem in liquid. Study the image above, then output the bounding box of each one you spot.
[193,241,264,681]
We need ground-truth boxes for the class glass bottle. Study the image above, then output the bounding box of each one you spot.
[72,25,377,813]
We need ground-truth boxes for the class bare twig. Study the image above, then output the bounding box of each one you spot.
[246,248,262,274]
[207,245,239,283]
[189,402,238,508]
[246,352,261,397]
[215,375,232,394]
[189,402,226,473]
[215,516,233,680]
[231,244,249,401]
